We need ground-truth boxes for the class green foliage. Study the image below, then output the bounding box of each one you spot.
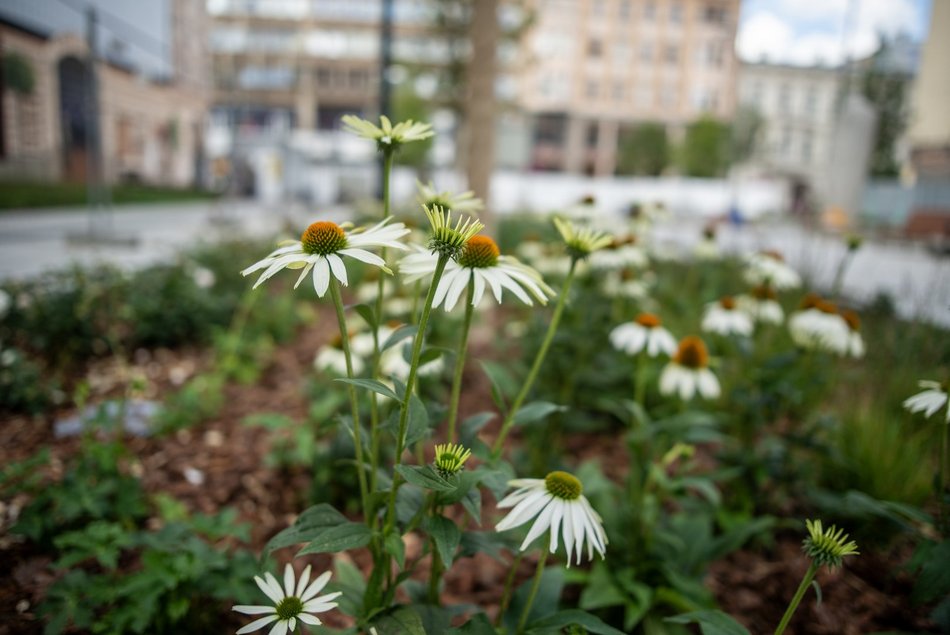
[391,86,434,168]
[3,51,35,95]
[616,123,670,176]
[861,40,910,178]
[0,345,54,414]
[0,180,217,210]
[680,117,731,177]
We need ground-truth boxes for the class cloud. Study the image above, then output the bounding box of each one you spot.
[737,0,926,66]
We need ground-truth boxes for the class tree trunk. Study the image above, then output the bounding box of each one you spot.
[465,0,498,233]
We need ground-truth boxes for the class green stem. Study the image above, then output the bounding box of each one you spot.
[492,259,578,458]
[634,351,648,411]
[774,562,818,635]
[447,283,476,443]
[382,254,450,536]
[328,278,369,522]
[382,150,393,218]
[940,422,948,535]
[516,549,549,634]
[495,551,524,627]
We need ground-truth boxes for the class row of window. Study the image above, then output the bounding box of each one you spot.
[744,81,833,118]
[585,39,726,67]
[545,0,730,25]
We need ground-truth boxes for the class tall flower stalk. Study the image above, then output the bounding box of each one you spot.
[447,283,476,442]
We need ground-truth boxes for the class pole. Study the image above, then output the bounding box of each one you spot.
[85,5,112,237]
[377,0,393,198]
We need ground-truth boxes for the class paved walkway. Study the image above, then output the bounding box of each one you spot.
[1,202,947,327]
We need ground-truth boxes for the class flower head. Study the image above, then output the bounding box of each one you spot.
[496,471,608,566]
[659,336,720,401]
[840,309,865,358]
[744,250,802,290]
[401,233,552,311]
[903,380,950,422]
[417,181,484,214]
[736,285,784,324]
[424,205,484,260]
[553,217,612,260]
[610,313,677,357]
[341,114,433,152]
[788,294,850,354]
[433,443,472,478]
[702,296,754,337]
[802,519,859,570]
[241,218,409,297]
[233,564,341,634]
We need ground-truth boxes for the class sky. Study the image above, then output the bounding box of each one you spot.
[737,0,933,66]
[0,0,169,75]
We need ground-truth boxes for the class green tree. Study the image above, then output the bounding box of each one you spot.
[391,85,434,170]
[861,42,910,178]
[680,117,731,177]
[616,123,669,176]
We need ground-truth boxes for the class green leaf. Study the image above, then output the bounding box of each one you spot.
[450,612,496,634]
[427,516,461,568]
[384,532,406,569]
[504,566,563,631]
[297,522,372,555]
[579,561,626,611]
[459,531,516,560]
[480,360,514,414]
[382,325,418,352]
[665,610,751,635]
[513,401,567,426]
[334,377,402,402]
[395,465,455,492]
[264,504,348,557]
[811,580,822,607]
[528,609,626,635]
[460,412,495,447]
[372,605,426,635]
[353,303,377,329]
[404,394,431,447]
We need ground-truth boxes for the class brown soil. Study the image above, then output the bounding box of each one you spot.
[0,316,940,634]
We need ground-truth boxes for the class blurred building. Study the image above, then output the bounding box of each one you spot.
[737,62,841,201]
[517,0,741,175]
[0,6,207,187]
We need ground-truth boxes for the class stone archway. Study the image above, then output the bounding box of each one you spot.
[57,55,89,182]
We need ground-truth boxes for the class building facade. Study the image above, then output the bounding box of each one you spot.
[0,12,207,187]
[517,0,741,175]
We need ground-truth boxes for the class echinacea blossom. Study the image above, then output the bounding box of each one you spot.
[233,564,341,635]
[314,331,366,376]
[903,380,950,422]
[433,443,472,478]
[588,237,649,271]
[736,285,784,324]
[744,251,801,290]
[241,219,409,297]
[399,235,553,312]
[702,296,754,337]
[417,181,484,214]
[553,217,613,260]
[788,294,849,354]
[610,313,677,357]
[602,271,649,300]
[496,471,608,566]
[341,114,433,151]
[802,519,859,569]
[424,205,484,260]
[659,336,720,400]
[693,226,720,261]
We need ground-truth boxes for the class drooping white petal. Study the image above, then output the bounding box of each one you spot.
[236,615,279,634]
[327,253,349,287]
[293,261,315,289]
[697,369,721,399]
[548,500,564,553]
[443,269,472,312]
[431,268,457,309]
[233,605,278,615]
[520,498,557,550]
[496,489,550,531]
[298,613,322,626]
[472,269,487,306]
[267,620,288,635]
[313,257,331,297]
[339,248,386,267]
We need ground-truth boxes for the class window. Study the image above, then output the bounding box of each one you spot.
[804,86,817,114]
[780,126,792,156]
[588,39,603,58]
[645,1,656,20]
[640,43,654,62]
[619,0,631,20]
[586,80,599,98]
[587,122,599,148]
[349,69,367,89]
[665,45,679,64]
[317,67,331,87]
[613,82,625,101]
[801,131,813,162]
[704,5,727,24]
[778,83,790,114]
[670,2,683,24]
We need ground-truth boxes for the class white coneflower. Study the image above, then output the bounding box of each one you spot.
[553,217,613,261]
[602,271,649,300]
[839,310,865,358]
[399,235,553,312]
[424,205,484,261]
[496,471,608,566]
[341,114,433,152]
[903,380,950,422]
[416,181,484,214]
[659,336,720,400]
[241,219,409,297]
[736,285,784,324]
[233,564,341,635]
[588,236,649,271]
[744,251,802,290]
[314,332,364,376]
[788,294,849,354]
[702,296,754,337]
[610,313,676,357]
[693,226,720,261]
[192,266,216,289]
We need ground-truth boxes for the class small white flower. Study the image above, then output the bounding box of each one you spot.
[588,241,649,271]
[736,286,784,324]
[496,471,608,566]
[602,272,649,300]
[744,251,801,290]
[702,297,754,337]
[659,336,720,400]
[903,380,950,422]
[416,181,484,214]
[192,266,216,289]
[610,313,677,357]
[553,217,613,260]
[233,563,341,635]
[788,295,849,354]
[241,218,409,297]
[341,114,434,150]
[380,342,444,380]
[400,235,553,312]
[693,228,720,261]
[314,343,361,376]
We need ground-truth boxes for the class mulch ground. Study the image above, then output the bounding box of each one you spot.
[0,315,940,634]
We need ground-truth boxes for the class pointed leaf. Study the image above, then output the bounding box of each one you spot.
[353,303,377,330]
[335,377,402,402]
[665,610,751,635]
[264,504,347,557]
[513,401,567,426]
[427,515,461,568]
[382,325,418,352]
[395,464,456,492]
[297,522,372,555]
[528,609,626,635]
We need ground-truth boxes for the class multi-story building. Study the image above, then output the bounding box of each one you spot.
[0,6,208,187]
[737,62,842,198]
[517,0,741,175]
